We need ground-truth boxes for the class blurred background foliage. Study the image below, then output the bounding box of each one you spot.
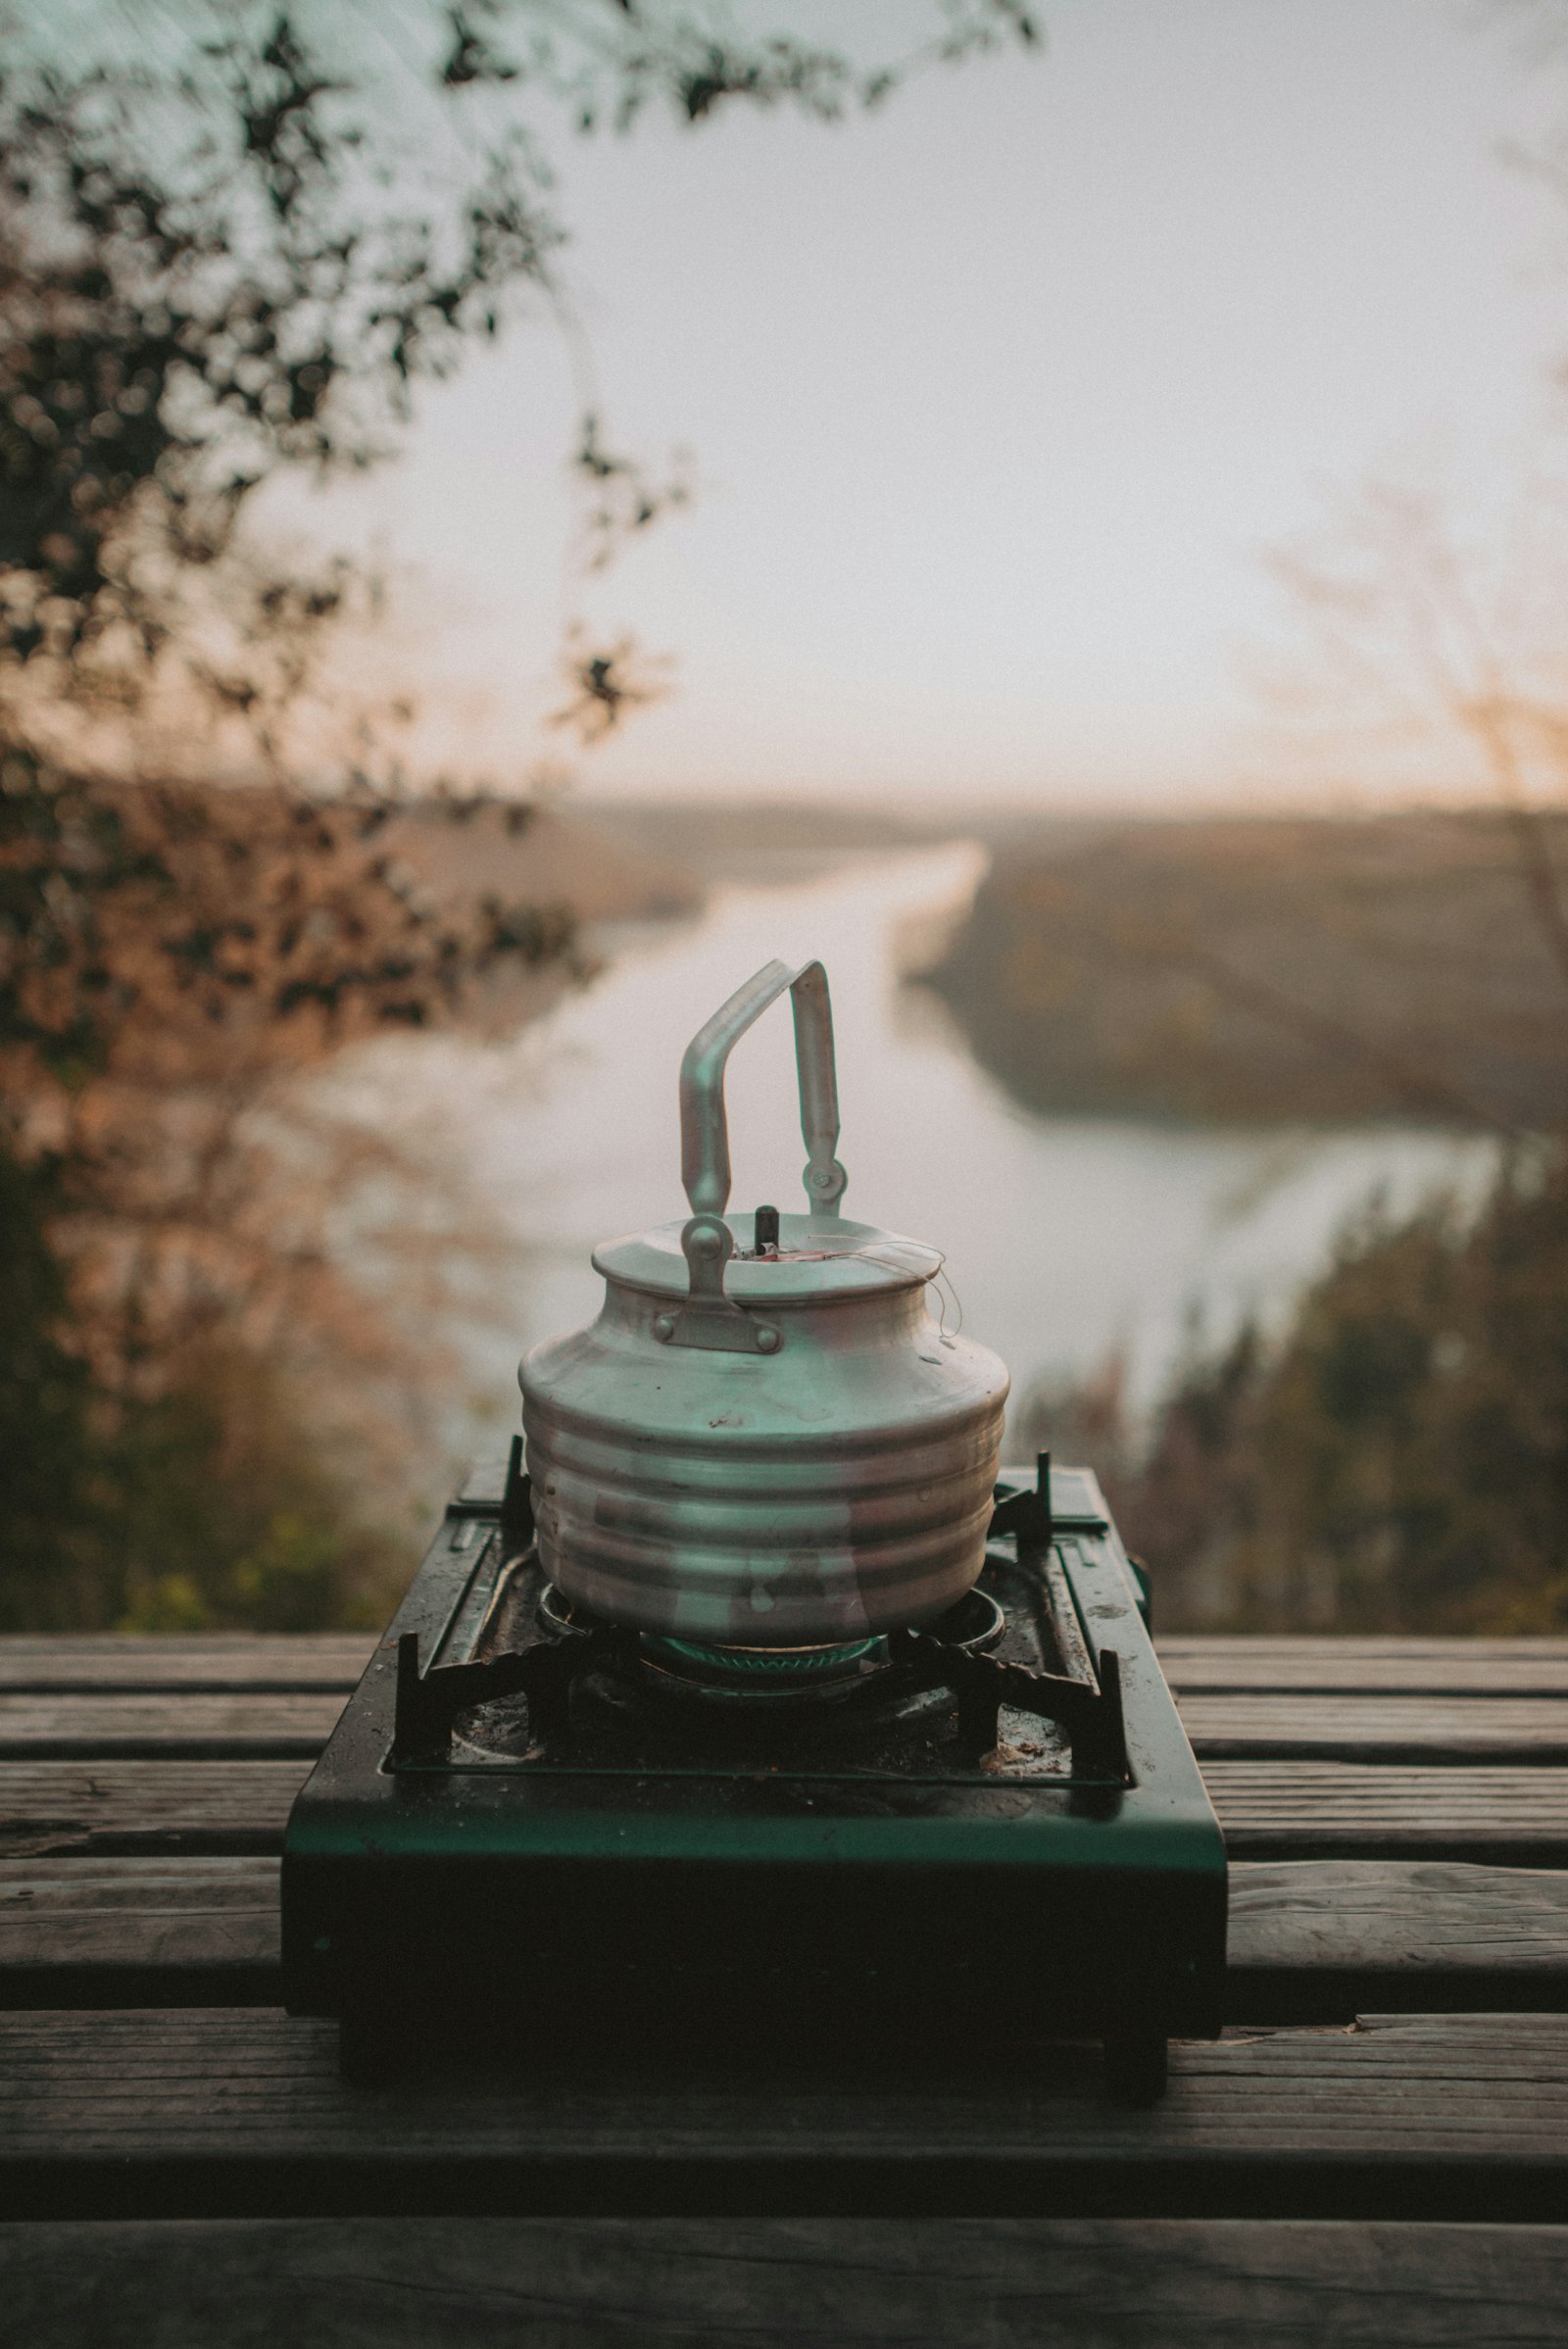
[0,1,1034,1631]
[990,413,1568,1632]
[1017,1150,1568,1633]
[7,3,1568,1640]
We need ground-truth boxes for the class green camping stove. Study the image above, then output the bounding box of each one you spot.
[282,960,1226,2101]
[282,1447,1226,2102]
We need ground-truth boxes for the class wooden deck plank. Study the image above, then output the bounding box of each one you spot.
[1224,1860,1568,2021]
[8,1859,1568,2021]
[1204,1763,1568,1862]
[8,1756,1568,1861]
[5,2010,1568,2221]
[0,1639,375,1692]
[0,1694,346,1759]
[3,2217,1567,2348]
[0,1860,280,2008]
[1177,1695,1568,1761]
[1159,1639,1568,1694]
[0,1856,278,1925]
[1230,1861,1568,1972]
[0,1762,309,1856]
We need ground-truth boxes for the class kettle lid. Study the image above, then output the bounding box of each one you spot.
[595,1208,942,1305]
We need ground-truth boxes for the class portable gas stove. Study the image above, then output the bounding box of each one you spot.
[282,1447,1227,2102]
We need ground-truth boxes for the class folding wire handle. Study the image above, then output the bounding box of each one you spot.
[658,959,848,1354]
[680,956,847,1221]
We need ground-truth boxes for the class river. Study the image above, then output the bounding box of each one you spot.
[327,840,1494,1454]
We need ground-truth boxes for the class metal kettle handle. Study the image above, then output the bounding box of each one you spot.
[679,958,848,1221]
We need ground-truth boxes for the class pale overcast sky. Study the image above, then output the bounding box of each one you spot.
[278,0,1568,805]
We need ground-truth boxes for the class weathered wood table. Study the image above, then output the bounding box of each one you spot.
[5,1622,1568,2343]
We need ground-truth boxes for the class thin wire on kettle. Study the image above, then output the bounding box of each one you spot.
[845,1239,963,1348]
[930,1260,963,1347]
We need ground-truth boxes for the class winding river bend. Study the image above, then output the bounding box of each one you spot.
[335,839,1494,1447]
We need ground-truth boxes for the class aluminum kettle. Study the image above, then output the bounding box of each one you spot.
[518,957,1009,1649]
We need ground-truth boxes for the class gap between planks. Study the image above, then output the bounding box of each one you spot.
[13,1688,1568,1763]
[6,1634,1568,1696]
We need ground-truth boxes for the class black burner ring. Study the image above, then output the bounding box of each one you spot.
[928,1585,1006,1654]
[535,1584,605,1640]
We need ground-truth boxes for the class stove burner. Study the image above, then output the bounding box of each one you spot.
[644,1631,882,1690]
[535,1582,598,1640]
[394,1510,1126,1778]
[531,1581,1005,1706]
[928,1585,1006,1655]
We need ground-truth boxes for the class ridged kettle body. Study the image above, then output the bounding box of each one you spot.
[517,960,1009,1648]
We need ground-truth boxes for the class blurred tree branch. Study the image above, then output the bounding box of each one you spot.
[0,0,1044,1180]
[1259,476,1568,1005]
[0,1,1040,747]
[0,1,1043,1626]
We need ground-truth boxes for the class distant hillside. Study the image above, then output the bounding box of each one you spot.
[582,797,938,887]
[916,809,1568,1129]
[367,800,704,1030]
[379,801,702,928]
